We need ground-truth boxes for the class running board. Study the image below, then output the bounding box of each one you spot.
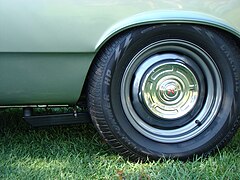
[24,112,91,127]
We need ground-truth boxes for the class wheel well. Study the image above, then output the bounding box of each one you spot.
[79,23,240,104]
[94,22,240,60]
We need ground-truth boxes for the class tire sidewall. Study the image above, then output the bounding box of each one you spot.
[100,24,240,159]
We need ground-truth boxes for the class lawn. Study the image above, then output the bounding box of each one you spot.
[0,109,239,179]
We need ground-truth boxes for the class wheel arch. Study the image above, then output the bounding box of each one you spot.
[81,10,240,104]
[95,10,240,52]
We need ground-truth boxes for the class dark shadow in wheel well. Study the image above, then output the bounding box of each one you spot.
[78,23,240,106]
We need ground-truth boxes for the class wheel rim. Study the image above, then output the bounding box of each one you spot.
[121,39,222,143]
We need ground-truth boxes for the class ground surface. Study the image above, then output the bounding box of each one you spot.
[0,109,239,179]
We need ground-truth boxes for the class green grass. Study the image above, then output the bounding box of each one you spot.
[0,109,239,179]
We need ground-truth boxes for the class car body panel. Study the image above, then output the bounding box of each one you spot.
[0,0,240,105]
[96,10,240,51]
[0,0,240,53]
[0,53,93,105]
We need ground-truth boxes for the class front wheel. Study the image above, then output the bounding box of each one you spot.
[88,24,240,160]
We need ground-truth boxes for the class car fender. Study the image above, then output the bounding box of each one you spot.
[96,10,240,52]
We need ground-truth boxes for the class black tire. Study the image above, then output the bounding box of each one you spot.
[87,24,240,160]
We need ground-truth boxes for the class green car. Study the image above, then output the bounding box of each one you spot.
[0,0,240,160]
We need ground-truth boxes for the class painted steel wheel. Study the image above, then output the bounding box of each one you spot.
[88,24,240,160]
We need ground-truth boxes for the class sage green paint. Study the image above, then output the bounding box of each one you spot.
[0,0,240,52]
[0,0,240,105]
[0,53,93,105]
[96,10,240,51]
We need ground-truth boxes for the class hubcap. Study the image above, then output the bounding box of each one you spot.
[138,60,199,119]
